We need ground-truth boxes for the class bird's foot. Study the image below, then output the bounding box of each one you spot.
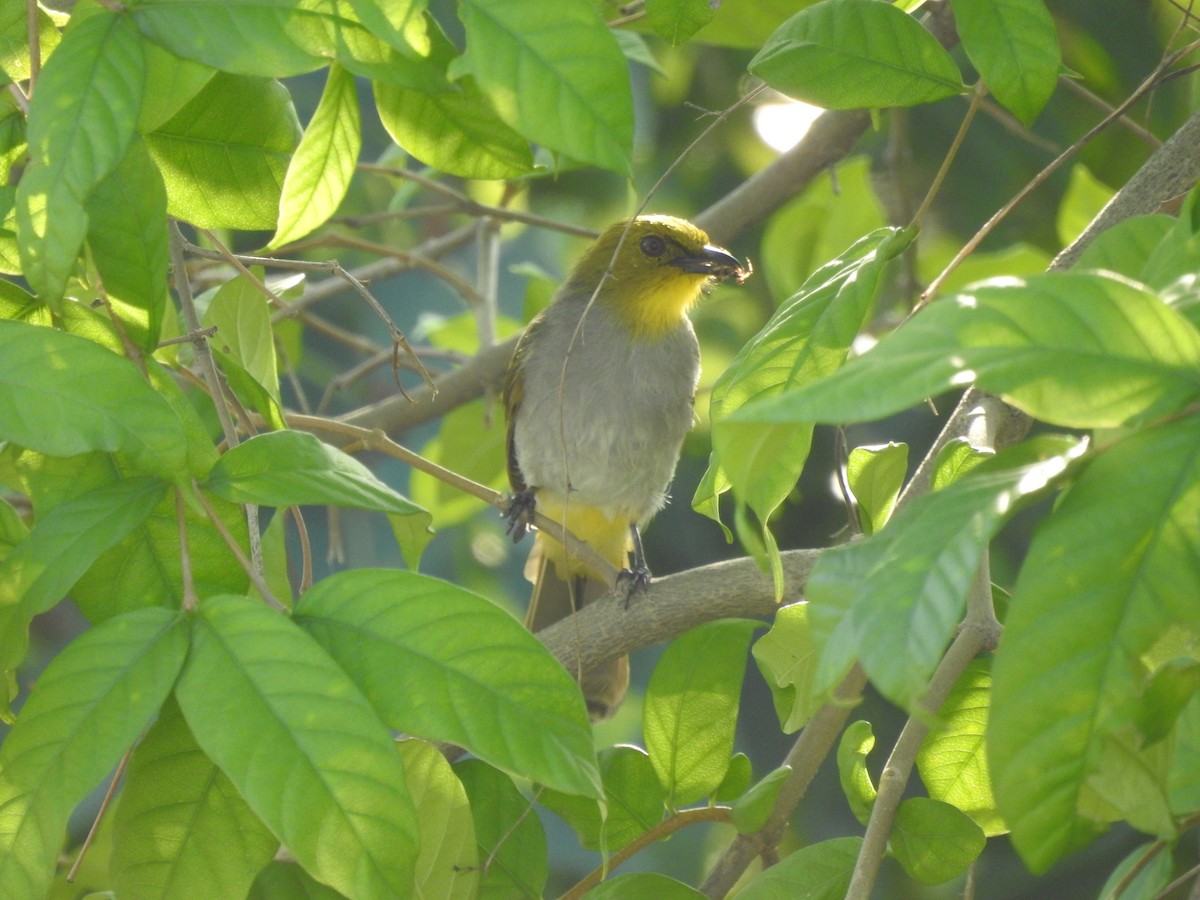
[616,564,652,608]
[502,490,537,543]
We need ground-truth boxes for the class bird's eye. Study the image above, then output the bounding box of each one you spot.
[640,235,667,257]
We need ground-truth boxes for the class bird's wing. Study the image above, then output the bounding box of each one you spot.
[502,310,548,493]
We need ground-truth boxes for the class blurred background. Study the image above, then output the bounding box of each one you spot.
[28,0,1199,895]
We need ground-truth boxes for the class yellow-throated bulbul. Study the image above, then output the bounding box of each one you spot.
[503,215,746,720]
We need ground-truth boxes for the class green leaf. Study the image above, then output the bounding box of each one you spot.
[459,0,633,174]
[409,399,507,527]
[540,744,665,853]
[836,720,877,826]
[735,272,1200,430]
[736,836,862,900]
[951,0,1060,124]
[700,227,911,526]
[0,477,166,674]
[249,862,345,900]
[454,759,548,899]
[749,0,964,109]
[991,415,1200,872]
[203,273,281,406]
[396,739,480,900]
[293,568,602,798]
[138,45,216,133]
[1082,728,1175,839]
[0,496,26,558]
[205,430,423,517]
[644,619,760,807]
[175,594,419,898]
[130,0,327,76]
[890,797,986,885]
[645,0,717,45]
[930,438,992,491]
[0,320,188,477]
[1075,214,1174,281]
[16,12,145,303]
[752,602,821,733]
[0,608,186,900]
[85,136,170,350]
[1097,842,1173,900]
[0,4,60,82]
[847,442,907,534]
[111,696,278,900]
[271,63,360,247]
[917,659,1005,835]
[1169,694,1200,814]
[714,752,754,802]
[144,72,300,230]
[376,17,534,180]
[584,873,707,899]
[810,436,1084,708]
[1056,164,1113,249]
[731,765,791,834]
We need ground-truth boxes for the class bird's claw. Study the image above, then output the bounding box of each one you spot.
[616,564,652,608]
[503,490,537,543]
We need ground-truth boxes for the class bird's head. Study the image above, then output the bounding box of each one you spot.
[563,215,748,338]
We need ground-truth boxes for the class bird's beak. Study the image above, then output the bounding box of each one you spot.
[670,244,747,282]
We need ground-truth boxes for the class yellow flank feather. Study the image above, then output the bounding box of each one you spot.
[533,490,632,581]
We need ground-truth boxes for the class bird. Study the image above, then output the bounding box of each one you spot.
[503,214,747,720]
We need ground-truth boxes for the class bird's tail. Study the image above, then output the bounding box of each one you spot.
[525,531,629,721]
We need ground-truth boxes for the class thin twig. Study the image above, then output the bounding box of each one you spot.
[176,487,198,613]
[562,806,732,900]
[67,743,136,882]
[25,0,39,94]
[290,506,313,594]
[911,81,986,230]
[286,414,621,585]
[193,484,286,611]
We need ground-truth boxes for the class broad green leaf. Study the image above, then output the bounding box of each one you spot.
[111,696,278,900]
[249,862,344,900]
[731,765,791,834]
[1082,729,1174,839]
[930,437,991,491]
[714,752,754,802]
[0,477,166,674]
[205,430,423,517]
[759,156,887,302]
[991,415,1200,872]
[144,72,300,230]
[16,12,145,303]
[0,496,25,558]
[846,442,907,534]
[752,602,821,733]
[951,0,1060,124]
[1097,842,1173,900]
[138,45,216,133]
[454,759,547,899]
[396,740,480,900]
[85,136,170,350]
[459,0,633,174]
[1144,185,1200,293]
[0,320,187,477]
[735,272,1200,431]
[699,227,911,527]
[645,0,717,44]
[1136,659,1200,746]
[175,594,419,898]
[376,17,534,180]
[0,608,186,900]
[1056,164,1113,249]
[0,99,24,188]
[294,569,599,797]
[1170,694,1200,814]
[540,745,664,853]
[203,273,281,404]
[212,346,288,432]
[409,399,507,527]
[749,0,964,109]
[585,873,707,899]
[836,720,877,826]
[809,437,1084,709]
[890,797,986,885]
[644,619,760,808]
[272,63,360,248]
[1075,214,1173,281]
[917,659,1005,835]
[0,4,59,82]
[736,836,862,900]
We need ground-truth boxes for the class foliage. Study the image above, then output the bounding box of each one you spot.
[1,0,1199,898]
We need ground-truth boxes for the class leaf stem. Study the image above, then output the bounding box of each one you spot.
[910,81,986,232]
